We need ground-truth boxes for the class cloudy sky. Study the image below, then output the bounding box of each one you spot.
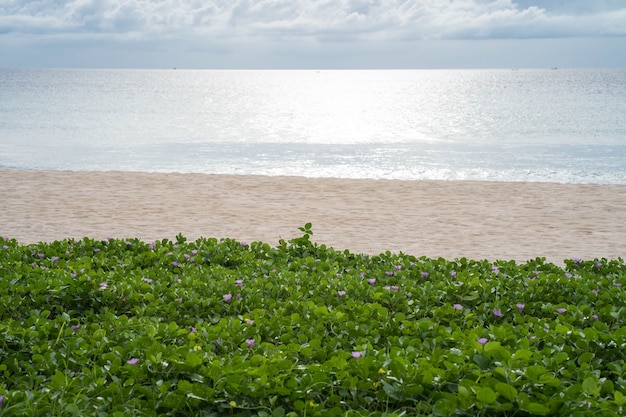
[1,0,625,69]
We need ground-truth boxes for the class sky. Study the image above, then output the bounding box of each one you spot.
[1,0,625,69]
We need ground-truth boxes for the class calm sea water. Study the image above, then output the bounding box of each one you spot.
[1,68,625,183]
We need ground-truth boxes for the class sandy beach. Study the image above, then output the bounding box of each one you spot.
[1,169,625,263]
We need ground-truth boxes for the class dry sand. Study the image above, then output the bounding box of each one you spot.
[1,169,625,263]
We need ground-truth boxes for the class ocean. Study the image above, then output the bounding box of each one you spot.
[1,68,625,184]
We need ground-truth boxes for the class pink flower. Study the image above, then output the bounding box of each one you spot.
[235,280,244,286]
[450,271,457,278]
[516,303,525,312]
[493,309,502,317]
[477,338,488,345]
[338,290,346,297]
[368,279,376,285]
[223,294,232,302]
[351,351,362,359]
[171,261,179,268]
[190,327,197,333]
[127,358,139,365]
[453,304,463,310]
[245,339,255,349]
[556,308,567,313]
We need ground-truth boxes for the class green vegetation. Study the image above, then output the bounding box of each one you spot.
[1,223,625,416]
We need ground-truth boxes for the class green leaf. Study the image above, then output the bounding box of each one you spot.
[495,382,518,401]
[521,402,551,415]
[185,351,203,368]
[615,391,626,405]
[476,387,498,404]
[272,407,286,417]
[582,376,600,396]
[50,370,66,389]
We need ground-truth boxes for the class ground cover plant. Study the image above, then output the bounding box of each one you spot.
[1,223,625,416]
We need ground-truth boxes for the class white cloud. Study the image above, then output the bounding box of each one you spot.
[1,0,625,68]
[1,0,625,41]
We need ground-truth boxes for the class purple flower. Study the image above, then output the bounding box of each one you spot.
[556,308,567,313]
[175,297,183,303]
[573,258,582,264]
[184,254,190,261]
[385,271,394,277]
[71,325,80,332]
[52,256,59,263]
[594,262,602,268]
[246,319,254,325]
[0,394,3,408]
[453,304,463,311]
[190,327,197,333]
[614,282,623,287]
[516,303,525,312]
[93,248,100,253]
[493,309,503,317]
[241,241,248,247]
[245,339,255,349]
[143,278,153,284]
[171,261,179,268]
[351,351,362,359]
[592,314,599,321]
[592,289,599,294]
[99,282,108,288]
[223,294,232,302]
[38,253,45,259]
[127,358,139,365]
[450,271,457,278]
[338,290,346,297]
[491,267,499,274]
[368,279,376,285]
[477,338,488,345]
[150,241,156,250]
[421,271,430,279]
[191,249,198,255]
[235,279,244,286]
[394,265,402,270]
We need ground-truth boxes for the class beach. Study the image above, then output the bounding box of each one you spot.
[1,169,625,263]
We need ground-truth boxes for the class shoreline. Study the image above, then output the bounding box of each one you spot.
[2,169,626,263]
